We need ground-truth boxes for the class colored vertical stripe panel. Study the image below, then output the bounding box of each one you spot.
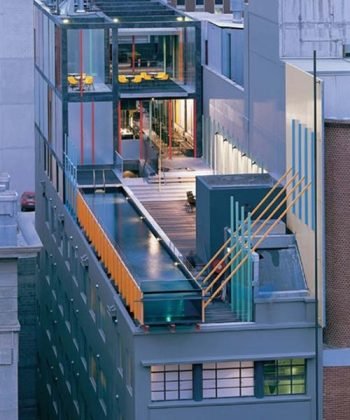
[91,101,95,164]
[80,102,84,164]
[193,100,197,158]
[298,123,303,220]
[117,102,122,154]
[139,101,143,159]
[79,30,84,96]
[168,100,172,159]
[291,120,296,214]
[304,127,308,226]
[311,132,315,231]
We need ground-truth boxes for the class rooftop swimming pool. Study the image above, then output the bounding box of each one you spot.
[83,188,202,325]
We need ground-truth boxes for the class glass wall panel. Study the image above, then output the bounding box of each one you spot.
[55,26,62,89]
[34,8,39,67]
[119,98,194,159]
[222,31,231,79]
[184,27,196,92]
[67,29,110,93]
[117,28,197,94]
[34,70,40,126]
[68,101,113,165]
[48,20,55,84]
[55,95,63,162]
[43,15,49,77]
[42,78,48,139]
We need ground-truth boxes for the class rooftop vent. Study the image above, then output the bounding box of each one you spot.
[0,190,18,247]
[59,0,87,15]
[0,173,10,191]
[231,0,243,23]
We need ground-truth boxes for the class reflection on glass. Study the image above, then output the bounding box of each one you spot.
[67,29,111,93]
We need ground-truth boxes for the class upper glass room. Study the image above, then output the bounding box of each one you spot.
[38,0,200,97]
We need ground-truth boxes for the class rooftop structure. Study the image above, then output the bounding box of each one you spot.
[0,176,41,420]
[34,0,319,419]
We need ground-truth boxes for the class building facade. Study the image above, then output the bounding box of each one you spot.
[0,1,35,194]
[34,1,320,419]
[200,1,350,419]
[0,181,41,420]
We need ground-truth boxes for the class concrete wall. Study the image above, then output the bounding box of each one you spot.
[0,0,35,194]
[320,73,350,119]
[246,0,286,178]
[18,257,38,420]
[0,258,19,420]
[279,0,350,58]
[203,67,245,151]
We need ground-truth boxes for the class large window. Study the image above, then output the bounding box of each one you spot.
[150,359,307,402]
[151,364,193,401]
[263,359,306,396]
[203,361,254,398]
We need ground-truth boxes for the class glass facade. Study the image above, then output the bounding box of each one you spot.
[117,28,197,94]
[263,359,306,396]
[67,28,111,93]
[203,361,254,398]
[151,364,193,401]
[119,98,195,160]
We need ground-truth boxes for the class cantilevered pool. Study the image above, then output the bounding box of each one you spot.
[81,187,202,325]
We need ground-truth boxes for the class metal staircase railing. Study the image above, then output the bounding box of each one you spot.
[195,168,293,284]
[201,179,311,321]
[204,174,303,293]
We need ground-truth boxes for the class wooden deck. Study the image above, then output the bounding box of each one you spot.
[142,198,238,324]
[143,200,196,258]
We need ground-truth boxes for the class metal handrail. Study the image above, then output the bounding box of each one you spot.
[201,170,297,285]
[203,175,304,294]
[102,169,106,192]
[195,168,292,281]
[202,181,311,314]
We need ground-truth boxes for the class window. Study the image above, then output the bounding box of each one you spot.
[97,296,106,340]
[99,370,107,413]
[202,361,254,398]
[89,348,97,389]
[151,364,192,401]
[263,359,306,396]
[80,329,87,370]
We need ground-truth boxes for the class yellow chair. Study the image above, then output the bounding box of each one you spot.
[84,75,94,90]
[140,72,152,81]
[118,75,129,84]
[158,73,169,81]
[67,75,79,89]
[155,72,167,79]
[131,75,142,85]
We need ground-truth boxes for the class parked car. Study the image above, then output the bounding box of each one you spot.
[20,191,35,211]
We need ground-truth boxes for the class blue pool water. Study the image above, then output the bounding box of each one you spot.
[84,191,188,285]
[84,189,202,325]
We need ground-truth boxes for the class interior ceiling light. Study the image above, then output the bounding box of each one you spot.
[176,16,184,21]
[63,18,70,24]
[113,18,119,23]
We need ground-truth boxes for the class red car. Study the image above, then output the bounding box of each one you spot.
[21,192,36,211]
